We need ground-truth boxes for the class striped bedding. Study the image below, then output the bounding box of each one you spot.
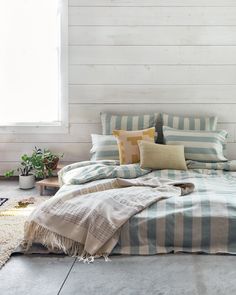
[59,161,236,255]
[113,169,236,255]
[47,161,236,256]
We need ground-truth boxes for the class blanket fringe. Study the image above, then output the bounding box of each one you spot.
[23,221,110,263]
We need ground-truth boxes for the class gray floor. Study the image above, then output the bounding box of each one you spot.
[1,180,236,295]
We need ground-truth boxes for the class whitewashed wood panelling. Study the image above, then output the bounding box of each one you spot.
[69,7,236,26]
[69,0,236,6]
[69,46,236,65]
[70,65,236,85]
[69,85,236,103]
[0,124,101,143]
[0,143,91,162]
[1,0,236,174]
[69,27,236,46]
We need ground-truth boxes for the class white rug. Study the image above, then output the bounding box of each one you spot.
[0,196,46,269]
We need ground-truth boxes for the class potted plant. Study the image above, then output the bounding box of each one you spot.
[4,148,63,187]
[32,147,63,179]
[4,154,35,189]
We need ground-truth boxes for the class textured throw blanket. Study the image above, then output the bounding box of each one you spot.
[24,164,183,260]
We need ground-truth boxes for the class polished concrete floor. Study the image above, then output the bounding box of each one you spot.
[1,180,236,295]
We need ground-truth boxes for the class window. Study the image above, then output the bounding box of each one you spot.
[0,0,68,133]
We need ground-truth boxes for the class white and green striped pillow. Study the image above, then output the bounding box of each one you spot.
[90,134,119,161]
[162,113,217,131]
[101,112,158,135]
[163,126,228,162]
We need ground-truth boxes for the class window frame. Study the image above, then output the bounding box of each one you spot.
[0,0,68,134]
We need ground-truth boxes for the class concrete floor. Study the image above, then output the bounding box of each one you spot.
[1,180,236,295]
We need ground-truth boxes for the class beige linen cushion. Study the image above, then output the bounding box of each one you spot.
[138,141,187,170]
[113,128,155,164]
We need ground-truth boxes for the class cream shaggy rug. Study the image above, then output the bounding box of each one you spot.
[0,196,46,269]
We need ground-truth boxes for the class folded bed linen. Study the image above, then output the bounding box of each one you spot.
[23,160,236,259]
[58,160,151,185]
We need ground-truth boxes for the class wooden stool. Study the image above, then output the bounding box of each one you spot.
[36,164,65,196]
[37,177,60,196]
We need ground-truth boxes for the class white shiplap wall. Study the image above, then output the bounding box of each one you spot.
[1,0,236,174]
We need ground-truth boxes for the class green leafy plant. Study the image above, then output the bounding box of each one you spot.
[4,154,33,177]
[31,148,45,179]
[4,147,63,179]
[32,147,63,178]
[4,170,15,178]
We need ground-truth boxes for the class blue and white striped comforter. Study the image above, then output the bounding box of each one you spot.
[113,169,236,255]
[59,161,236,255]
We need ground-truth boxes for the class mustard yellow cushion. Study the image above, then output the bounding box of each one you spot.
[138,141,187,170]
[113,128,155,164]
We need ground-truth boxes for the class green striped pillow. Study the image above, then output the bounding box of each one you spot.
[162,113,217,131]
[90,134,119,161]
[163,126,228,162]
[101,112,158,135]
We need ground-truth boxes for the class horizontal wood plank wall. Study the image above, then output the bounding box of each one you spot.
[1,0,236,174]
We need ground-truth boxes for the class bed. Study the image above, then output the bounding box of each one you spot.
[23,160,236,259]
[23,112,236,260]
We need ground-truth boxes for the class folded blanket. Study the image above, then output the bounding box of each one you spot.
[58,160,151,186]
[23,177,183,260]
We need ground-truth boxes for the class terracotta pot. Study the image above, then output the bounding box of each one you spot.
[19,174,35,190]
[44,157,59,170]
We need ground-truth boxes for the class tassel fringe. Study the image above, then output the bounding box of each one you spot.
[23,221,111,263]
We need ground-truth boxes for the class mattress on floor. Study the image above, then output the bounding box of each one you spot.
[112,169,236,255]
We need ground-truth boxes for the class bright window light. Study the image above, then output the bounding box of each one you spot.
[0,0,61,125]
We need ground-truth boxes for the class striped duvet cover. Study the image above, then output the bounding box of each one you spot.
[113,169,236,255]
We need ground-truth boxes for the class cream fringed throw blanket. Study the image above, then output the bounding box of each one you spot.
[24,177,182,260]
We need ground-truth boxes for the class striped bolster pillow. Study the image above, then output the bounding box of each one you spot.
[187,160,235,171]
[101,112,158,135]
[90,134,119,161]
[163,126,228,162]
[162,113,217,131]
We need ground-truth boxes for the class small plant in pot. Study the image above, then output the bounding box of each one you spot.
[4,154,35,190]
[32,147,63,179]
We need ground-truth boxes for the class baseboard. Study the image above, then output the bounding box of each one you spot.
[0,176,19,181]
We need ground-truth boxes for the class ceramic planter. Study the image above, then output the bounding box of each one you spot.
[19,174,35,190]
